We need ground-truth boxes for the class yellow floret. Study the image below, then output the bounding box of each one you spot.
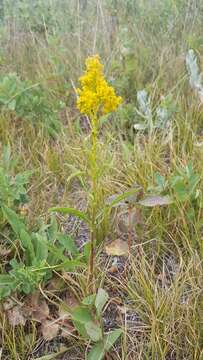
[77,55,122,117]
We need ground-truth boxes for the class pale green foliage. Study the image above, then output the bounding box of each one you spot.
[186,49,203,94]
[0,73,61,136]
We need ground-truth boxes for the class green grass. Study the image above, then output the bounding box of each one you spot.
[0,0,203,359]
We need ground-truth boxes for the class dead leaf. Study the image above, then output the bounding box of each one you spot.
[41,320,59,340]
[23,292,49,323]
[108,265,118,273]
[64,292,79,308]
[117,208,142,233]
[139,195,172,207]
[59,292,78,320]
[7,305,26,327]
[61,321,76,337]
[105,239,128,256]
[3,298,15,311]
[47,277,64,291]
[32,300,49,322]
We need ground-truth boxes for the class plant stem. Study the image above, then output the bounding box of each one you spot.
[128,205,132,252]
[88,115,98,291]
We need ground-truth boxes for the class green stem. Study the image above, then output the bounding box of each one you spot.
[88,115,98,291]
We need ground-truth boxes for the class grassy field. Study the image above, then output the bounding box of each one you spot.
[0,1,203,359]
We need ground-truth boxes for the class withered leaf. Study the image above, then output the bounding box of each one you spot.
[41,320,59,340]
[139,195,172,207]
[105,239,128,256]
[7,305,26,327]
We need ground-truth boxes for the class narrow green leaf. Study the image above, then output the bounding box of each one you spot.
[20,229,35,264]
[83,241,91,263]
[57,233,78,256]
[106,188,140,209]
[47,214,58,242]
[57,258,84,271]
[34,347,68,360]
[32,234,48,261]
[50,207,90,223]
[95,289,109,316]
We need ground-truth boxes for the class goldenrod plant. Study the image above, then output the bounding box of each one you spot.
[51,55,122,290]
[77,55,122,286]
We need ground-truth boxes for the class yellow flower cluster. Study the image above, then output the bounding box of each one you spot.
[77,55,122,117]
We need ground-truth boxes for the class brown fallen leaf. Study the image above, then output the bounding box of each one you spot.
[108,265,118,273]
[105,239,128,256]
[23,292,49,323]
[47,277,64,291]
[61,321,75,337]
[41,320,59,340]
[3,298,15,311]
[59,292,78,320]
[64,291,79,309]
[32,300,49,322]
[117,208,142,233]
[7,305,26,327]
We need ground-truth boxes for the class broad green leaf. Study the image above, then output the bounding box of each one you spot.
[50,207,90,223]
[0,274,14,294]
[87,329,123,360]
[72,320,88,338]
[82,294,96,306]
[71,306,93,324]
[57,233,78,256]
[0,274,13,283]
[85,321,102,342]
[2,206,26,236]
[7,99,16,111]
[95,289,109,316]
[87,342,105,360]
[0,286,12,299]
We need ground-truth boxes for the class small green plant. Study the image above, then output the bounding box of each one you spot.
[67,288,122,360]
[0,208,82,300]
[186,49,203,101]
[134,89,175,131]
[0,145,31,225]
[0,73,61,136]
[148,163,201,204]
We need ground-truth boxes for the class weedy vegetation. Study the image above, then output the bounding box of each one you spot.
[0,1,202,359]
